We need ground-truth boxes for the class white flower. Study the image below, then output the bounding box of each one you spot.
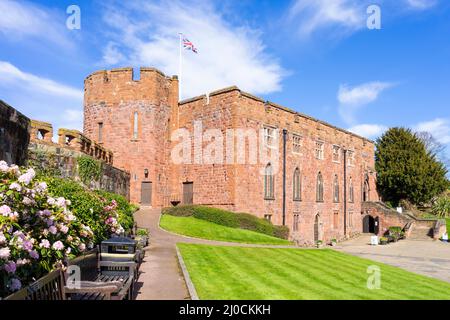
[56,197,67,208]
[0,205,11,217]
[47,197,56,205]
[0,232,6,244]
[0,247,11,260]
[18,168,35,185]
[0,161,8,172]
[9,182,22,192]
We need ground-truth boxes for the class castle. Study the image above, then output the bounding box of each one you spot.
[82,67,379,245]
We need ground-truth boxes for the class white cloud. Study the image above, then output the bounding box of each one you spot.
[0,0,70,46]
[100,1,286,99]
[406,0,437,9]
[338,81,394,124]
[288,0,366,37]
[347,124,387,139]
[102,42,126,66]
[0,61,83,100]
[414,118,450,145]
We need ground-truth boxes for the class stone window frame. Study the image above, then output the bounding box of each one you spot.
[332,145,341,163]
[349,177,354,203]
[333,174,340,203]
[264,163,275,200]
[348,211,354,228]
[133,111,139,140]
[293,213,300,232]
[263,125,277,149]
[292,134,302,154]
[315,140,324,160]
[293,167,302,201]
[264,214,272,222]
[316,171,324,202]
[347,150,355,167]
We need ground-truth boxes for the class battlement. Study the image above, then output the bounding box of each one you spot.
[30,120,113,164]
[84,67,179,106]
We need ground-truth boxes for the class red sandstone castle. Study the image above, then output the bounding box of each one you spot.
[83,67,379,245]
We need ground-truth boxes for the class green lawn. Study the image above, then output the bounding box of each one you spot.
[178,243,450,300]
[160,214,292,245]
[447,218,450,234]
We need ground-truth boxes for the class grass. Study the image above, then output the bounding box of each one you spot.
[160,214,292,245]
[178,243,450,300]
[446,218,450,233]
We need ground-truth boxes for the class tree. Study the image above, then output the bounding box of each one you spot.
[416,131,450,168]
[432,196,450,218]
[375,127,449,206]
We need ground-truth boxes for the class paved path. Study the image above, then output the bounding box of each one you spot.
[133,209,450,299]
[334,234,450,283]
[133,208,296,300]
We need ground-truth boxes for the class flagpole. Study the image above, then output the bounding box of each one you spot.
[178,33,183,100]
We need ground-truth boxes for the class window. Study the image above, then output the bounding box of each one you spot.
[292,134,302,154]
[347,150,355,166]
[98,122,103,143]
[264,163,274,199]
[293,214,300,232]
[316,172,324,202]
[264,126,276,148]
[315,141,324,160]
[332,145,340,162]
[349,177,354,203]
[133,112,139,140]
[333,211,339,229]
[293,168,301,201]
[264,214,272,222]
[333,174,339,203]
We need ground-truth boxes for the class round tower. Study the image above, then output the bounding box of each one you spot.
[83,67,179,205]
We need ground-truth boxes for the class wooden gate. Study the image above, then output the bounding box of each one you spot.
[183,182,193,205]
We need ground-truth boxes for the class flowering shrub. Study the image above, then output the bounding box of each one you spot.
[0,162,98,297]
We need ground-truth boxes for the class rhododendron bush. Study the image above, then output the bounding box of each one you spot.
[0,161,129,297]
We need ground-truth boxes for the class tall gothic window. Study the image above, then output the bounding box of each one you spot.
[333,174,339,203]
[264,163,274,199]
[293,168,301,201]
[349,177,354,203]
[316,172,324,202]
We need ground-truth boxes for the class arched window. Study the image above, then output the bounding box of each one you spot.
[349,177,354,203]
[333,174,339,203]
[293,168,301,201]
[316,172,324,202]
[264,163,274,199]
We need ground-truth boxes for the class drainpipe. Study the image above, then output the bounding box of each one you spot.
[282,129,287,226]
[343,149,347,237]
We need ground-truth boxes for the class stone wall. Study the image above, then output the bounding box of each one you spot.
[28,142,130,199]
[0,100,30,165]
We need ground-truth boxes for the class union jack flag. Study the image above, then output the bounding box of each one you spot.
[182,35,198,54]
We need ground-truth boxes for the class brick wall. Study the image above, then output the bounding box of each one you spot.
[0,100,30,165]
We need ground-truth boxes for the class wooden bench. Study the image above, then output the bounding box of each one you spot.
[4,248,136,300]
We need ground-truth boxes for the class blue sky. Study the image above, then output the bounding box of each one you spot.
[0,0,449,159]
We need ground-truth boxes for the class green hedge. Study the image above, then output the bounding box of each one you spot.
[162,205,289,240]
[42,177,136,242]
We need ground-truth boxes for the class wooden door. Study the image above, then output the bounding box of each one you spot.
[141,182,152,205]
[183,182,193,204]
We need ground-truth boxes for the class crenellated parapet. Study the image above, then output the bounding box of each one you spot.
[30,120,113,165]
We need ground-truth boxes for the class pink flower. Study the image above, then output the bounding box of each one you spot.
[9,278,21,291]
[23,239,33,252]
[47,197,56,206]
[4,261,16,274]
[16,258,30,266]
[39,239,50,248]
[78,243,86,251]
[22,197,33,205]
[52,241,64,251]
[59,225,69,234]
[18,168,35,185]
[0,160,8,172]
[0,247,11,260]
[56,197,67,208]
[49,226,57,235]
[0,205,11,217]
[0,232,6,244]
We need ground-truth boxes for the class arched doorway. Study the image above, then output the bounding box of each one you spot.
[363,215,379,234]
[314,214,321,242]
